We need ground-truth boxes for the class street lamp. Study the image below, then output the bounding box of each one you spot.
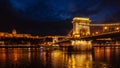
[95,31,99,34]
[104,26,108,30]
[116,27,119,31]
[103,26,109,32]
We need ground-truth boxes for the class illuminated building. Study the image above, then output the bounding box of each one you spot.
[72,17,91,38]
[0,29,40,38]
[0,32,5,37]
[12,29,17,35]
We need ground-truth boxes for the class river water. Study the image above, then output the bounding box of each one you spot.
[0,42,120,68]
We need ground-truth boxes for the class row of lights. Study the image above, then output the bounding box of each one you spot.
[92,26,120,35]
[103,26,120,31]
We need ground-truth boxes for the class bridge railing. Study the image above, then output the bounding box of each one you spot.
[90,25,120,36]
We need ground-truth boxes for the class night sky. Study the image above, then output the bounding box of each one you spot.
[0,0,120,35]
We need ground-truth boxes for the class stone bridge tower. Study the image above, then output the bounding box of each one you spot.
[72,17,91,38]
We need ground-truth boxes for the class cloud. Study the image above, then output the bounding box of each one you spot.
[7,0,120,23]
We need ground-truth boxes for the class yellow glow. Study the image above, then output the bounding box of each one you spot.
[12,29,17,35]
[106,47,110,62]
[0,33,4,36]
[66,52,92,68]
[73,34,80,38]
[95,32,99,34]
[14,53,18,61]
[51,50,64,68]
[96,38,112,40]
[71,40,92,50]
[73,17,90,21]
[104,26,108,30]
[0,48,6,61]
[116,27,119,30]
[75,35,80,38]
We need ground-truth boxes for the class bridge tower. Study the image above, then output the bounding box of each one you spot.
[12,29,17,35]
[52,36,58,44]
[72,17,91,38]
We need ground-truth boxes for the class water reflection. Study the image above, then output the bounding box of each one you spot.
[71,40,92,51]
[93,47,120,68]
[0,44,120,68]
[0,48,92,68]
[0,48,32,68]
[64,52,92,68]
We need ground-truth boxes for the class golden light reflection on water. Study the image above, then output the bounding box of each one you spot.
[66,53,92,68]
[71,40,92,51]
[0,44,120,68]
[0,48,33,68]
[106,47,111,62]
[51,50,64,68]
[93,46,120,68]
[50,50,92,68]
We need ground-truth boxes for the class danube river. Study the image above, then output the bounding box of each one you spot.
[0,41,120,68]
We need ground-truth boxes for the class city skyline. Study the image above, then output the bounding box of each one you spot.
[0,0,120,35]
[0,1,120,68]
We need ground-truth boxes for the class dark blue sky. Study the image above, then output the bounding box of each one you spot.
[0,0,120,35]
[8,0,120,23]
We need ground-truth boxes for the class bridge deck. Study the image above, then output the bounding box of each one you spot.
[0,45,41,48]
[93,44,120,47]
[80,31,120,40]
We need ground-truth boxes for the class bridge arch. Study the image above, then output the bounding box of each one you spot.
[52,36,58,44]
[72,17,91,38]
